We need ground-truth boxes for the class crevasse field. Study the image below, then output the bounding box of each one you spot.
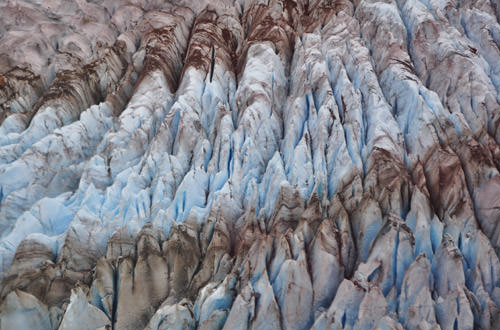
[1,0,500,329]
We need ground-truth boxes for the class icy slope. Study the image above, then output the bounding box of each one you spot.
[1,0,500,329]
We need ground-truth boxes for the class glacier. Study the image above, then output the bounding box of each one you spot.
[1,0,500,329]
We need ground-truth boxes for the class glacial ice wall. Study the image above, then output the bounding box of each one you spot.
[1,0,500,329]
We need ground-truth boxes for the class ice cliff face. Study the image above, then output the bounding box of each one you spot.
[1,0,500,329]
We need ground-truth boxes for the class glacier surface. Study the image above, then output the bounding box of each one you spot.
[1,0,500,329]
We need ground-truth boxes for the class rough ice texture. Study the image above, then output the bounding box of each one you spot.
[1,0,500,329]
